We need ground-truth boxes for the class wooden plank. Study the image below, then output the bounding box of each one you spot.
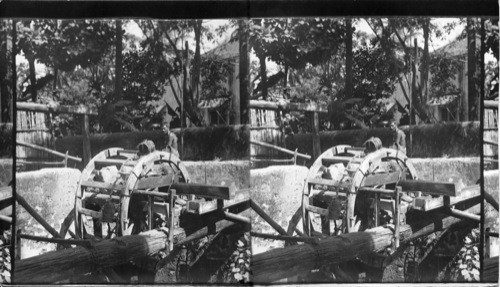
[321,156,352,165]
[358,187,395,196]
[81,180,125,191]
[412,185,479,211]
[78,207,102,219]
[362,171,401,187]
[185,192,249,214]
[308,178,351,192]
[17,102,98,115]
[304,203,329,216]
[172,182,233,200]
[135,176,234,200]
[484,100,499,109]
[398,179,456,196]
[94,158,128,169]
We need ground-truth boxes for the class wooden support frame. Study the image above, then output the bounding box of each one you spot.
[398,180,456,196]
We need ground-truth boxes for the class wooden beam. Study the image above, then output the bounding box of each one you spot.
[412,185,479,211]
[16,194,70,248]
[94,158,129,169]
[398,179,456,196]
[484,191,499,211]
[484,100,499,109]
[362,171,401,187]
[15,219,244,284]
[249,100,328,113]
[17,140,82,162]
[250,140,311,160]
[252,204,480,283]
[250,199,289,237]
[185,192,249,214]
[81,180,124,191]
[135,178,234,200]
[17,102,98,115]
[321,156,352,165]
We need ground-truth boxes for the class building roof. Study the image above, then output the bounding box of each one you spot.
[203,40,239,60]
[433,34,481,58]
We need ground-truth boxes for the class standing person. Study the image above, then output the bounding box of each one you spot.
[162,121,179,156]
[390,120,406,154]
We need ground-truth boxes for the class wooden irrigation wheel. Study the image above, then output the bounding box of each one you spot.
[300,145,418,237]
[63,148,190,241]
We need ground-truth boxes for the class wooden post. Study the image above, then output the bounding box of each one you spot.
[394,186,401,249]
[312,111,321,160]
[168,189,176,252]
[82,114,91,166]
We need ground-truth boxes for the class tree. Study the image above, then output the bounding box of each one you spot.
[249,18,345,100]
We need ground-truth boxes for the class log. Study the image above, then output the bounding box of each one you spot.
[484,100,499,109]
[15,219,246,283]
[17,102,98,115]
[252,204,480,283]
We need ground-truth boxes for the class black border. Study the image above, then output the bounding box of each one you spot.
[0,0,498,19]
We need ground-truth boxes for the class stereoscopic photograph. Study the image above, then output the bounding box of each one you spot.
[0,3,498,286]
[247,17,498,284]
[6,18,251,284]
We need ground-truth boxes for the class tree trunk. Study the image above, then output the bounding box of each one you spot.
[238,20,250,125]
[0,20,9,122]
[258,54,267,100]
[345,18,353,99]
[420,18,430,105]
[115,20,123,101]
[467,18,477,121]
[27,55,37,102]
[191,20,202,105]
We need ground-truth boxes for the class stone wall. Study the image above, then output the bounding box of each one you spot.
[16,168,80,259]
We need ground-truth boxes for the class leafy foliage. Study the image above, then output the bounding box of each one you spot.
[428,55,461,98]
[449,228,480,282]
